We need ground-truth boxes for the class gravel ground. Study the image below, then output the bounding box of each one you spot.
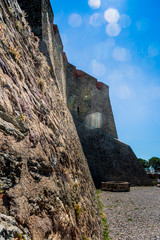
[100,186,160,240]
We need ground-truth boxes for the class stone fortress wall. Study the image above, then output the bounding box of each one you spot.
[17,0,151,187]
[0,0,105,238]
[18,0,67,102]
[66,64,118,138]
[18,0,117,138]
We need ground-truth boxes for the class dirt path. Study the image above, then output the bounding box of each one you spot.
[100,186,160,240]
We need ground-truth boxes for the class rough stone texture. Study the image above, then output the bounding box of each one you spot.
[0,213,31,240]
[101,181,130,192]
[52,24,67,103]
[17,0,42,39]
[75,120,152,188]
[17,0,150,190]
[18,0,118,140]
[0,1,103,239]
[18,0,67,102]
[66,63,118,138]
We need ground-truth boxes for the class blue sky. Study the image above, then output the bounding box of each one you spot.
[51,0,160,160]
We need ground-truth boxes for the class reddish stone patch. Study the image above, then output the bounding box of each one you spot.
[96,81,104,90]
[53,24,58,35]
[0,194,3,199]
[74,69,84,78]
[63,52,67,62]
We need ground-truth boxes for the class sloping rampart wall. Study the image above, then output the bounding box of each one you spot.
[16,0,152,188]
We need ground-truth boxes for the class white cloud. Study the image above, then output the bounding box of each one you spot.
[107,70,123,83]
[68,14,82,28]
[90,59,106,77]
[148,43,160,57]
[106,64,145,86]
[88,0,101,9]
[119,14,132,28]
[101,0,127,10]
[136,18,150,32]
[116,85,133,99]
[106,38,116,47]
[106,23,121,37]
[112,47,131,62]
[91,39,115,60]
[89,13,104,27]
[104,8,120,23]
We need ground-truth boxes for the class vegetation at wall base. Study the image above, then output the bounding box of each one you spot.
[96,190,111,240]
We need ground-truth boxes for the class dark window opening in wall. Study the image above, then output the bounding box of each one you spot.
[77,106,80,113]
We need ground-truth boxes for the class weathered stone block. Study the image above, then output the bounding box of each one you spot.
[101,181,130,192]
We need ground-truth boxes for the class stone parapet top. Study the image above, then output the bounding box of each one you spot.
[96,81,109,90]
[67,63,109,89]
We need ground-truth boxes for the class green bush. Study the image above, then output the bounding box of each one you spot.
[138,158,149,168]
[148,157,160,171]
